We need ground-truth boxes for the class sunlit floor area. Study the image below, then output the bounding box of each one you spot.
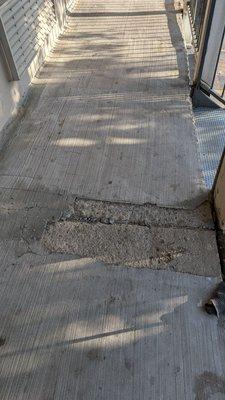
[195,107,225,189]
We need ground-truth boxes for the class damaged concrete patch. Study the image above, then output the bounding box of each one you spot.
[42,220,220,276]
[73,198,214,230]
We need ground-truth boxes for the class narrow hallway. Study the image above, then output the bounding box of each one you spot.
[0,1,224,399]
[0,0,205,206]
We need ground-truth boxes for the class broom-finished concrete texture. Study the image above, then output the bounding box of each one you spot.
[0,255,224,400]
[0,0,223,399]
[0,0,206,207]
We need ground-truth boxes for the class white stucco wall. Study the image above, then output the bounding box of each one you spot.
[0,0,67,137]
[0,56,30,132]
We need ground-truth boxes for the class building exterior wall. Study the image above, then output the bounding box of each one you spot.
[0,0,68,137]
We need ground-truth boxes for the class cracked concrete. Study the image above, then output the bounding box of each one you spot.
[0,0,223,398]
[42,217,220,275]
[40,197,220,276]
[72,197,214,229]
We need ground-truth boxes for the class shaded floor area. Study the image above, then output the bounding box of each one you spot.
[0,255,224,400]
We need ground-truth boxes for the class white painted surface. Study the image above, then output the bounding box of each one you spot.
[0,0,68,135]
[0,57,26,131]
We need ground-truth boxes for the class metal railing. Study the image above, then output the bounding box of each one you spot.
[187,0,208,50]
[190,0,225,107]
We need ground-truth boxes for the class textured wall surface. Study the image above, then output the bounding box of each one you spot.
[0,0,68,134]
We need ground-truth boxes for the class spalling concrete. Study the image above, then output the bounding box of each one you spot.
[0,0,223,398]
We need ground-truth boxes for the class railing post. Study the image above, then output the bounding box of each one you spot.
[182,1,193,48]
[193,0,215,86]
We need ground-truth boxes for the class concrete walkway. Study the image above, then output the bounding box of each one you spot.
[0,1,224,399]
[0,0,205,207]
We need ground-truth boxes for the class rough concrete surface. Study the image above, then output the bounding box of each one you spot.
[0,257,224,400]
[0,0,206,207]
[42,218,220,276]
[0,0,223,398]
[73,197,214,229]
[42,197,220,277]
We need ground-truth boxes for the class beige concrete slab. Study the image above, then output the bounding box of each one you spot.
[0,254,224,400]
[0,2,222,398]
[0,0,206,207]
